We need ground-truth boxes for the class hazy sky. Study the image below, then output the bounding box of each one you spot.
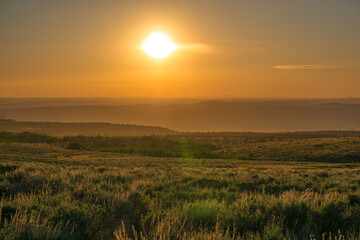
[0,0,359,98]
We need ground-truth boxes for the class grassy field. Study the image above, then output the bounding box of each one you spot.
[1,131,360,162]
[1,134,360,240]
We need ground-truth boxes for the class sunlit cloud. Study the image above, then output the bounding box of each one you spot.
[136,42,211,54]
[273,65,340,70]
[178,43,212,53]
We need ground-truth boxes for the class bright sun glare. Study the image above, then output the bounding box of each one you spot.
[142,32,177,59]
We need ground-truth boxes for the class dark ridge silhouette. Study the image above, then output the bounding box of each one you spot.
[0,119,176,136]
[1,99,360,131]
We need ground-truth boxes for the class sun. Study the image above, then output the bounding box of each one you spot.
[142,32,177,59]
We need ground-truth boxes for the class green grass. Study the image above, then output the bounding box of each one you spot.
[1,131,360,162]
[1,142,360,239]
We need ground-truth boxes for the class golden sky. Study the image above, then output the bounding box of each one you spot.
[0,0,359,98]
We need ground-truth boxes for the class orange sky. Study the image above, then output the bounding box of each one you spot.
[0,1,359,98]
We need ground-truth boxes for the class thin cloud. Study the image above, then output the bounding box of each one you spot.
[178,43,212,53]
[273,65,340,70]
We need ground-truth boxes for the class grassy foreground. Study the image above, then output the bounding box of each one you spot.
[0,142,360,239]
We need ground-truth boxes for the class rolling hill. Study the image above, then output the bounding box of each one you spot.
[0,119,176,136]
[1,99,360,131]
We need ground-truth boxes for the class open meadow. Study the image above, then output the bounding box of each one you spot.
[1,132,360,239]
[2,0,360,239]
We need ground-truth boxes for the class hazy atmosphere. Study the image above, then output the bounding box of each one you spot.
[1,1,360,240]
[1,0,360,98]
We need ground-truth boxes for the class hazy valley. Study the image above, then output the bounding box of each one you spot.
[1,98,360,132]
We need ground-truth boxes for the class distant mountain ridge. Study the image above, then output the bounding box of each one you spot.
[1,99,360,131]
[0,119,176,136]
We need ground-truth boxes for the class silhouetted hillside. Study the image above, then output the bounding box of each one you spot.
[1,99,360,131]
[0,119,176,136]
